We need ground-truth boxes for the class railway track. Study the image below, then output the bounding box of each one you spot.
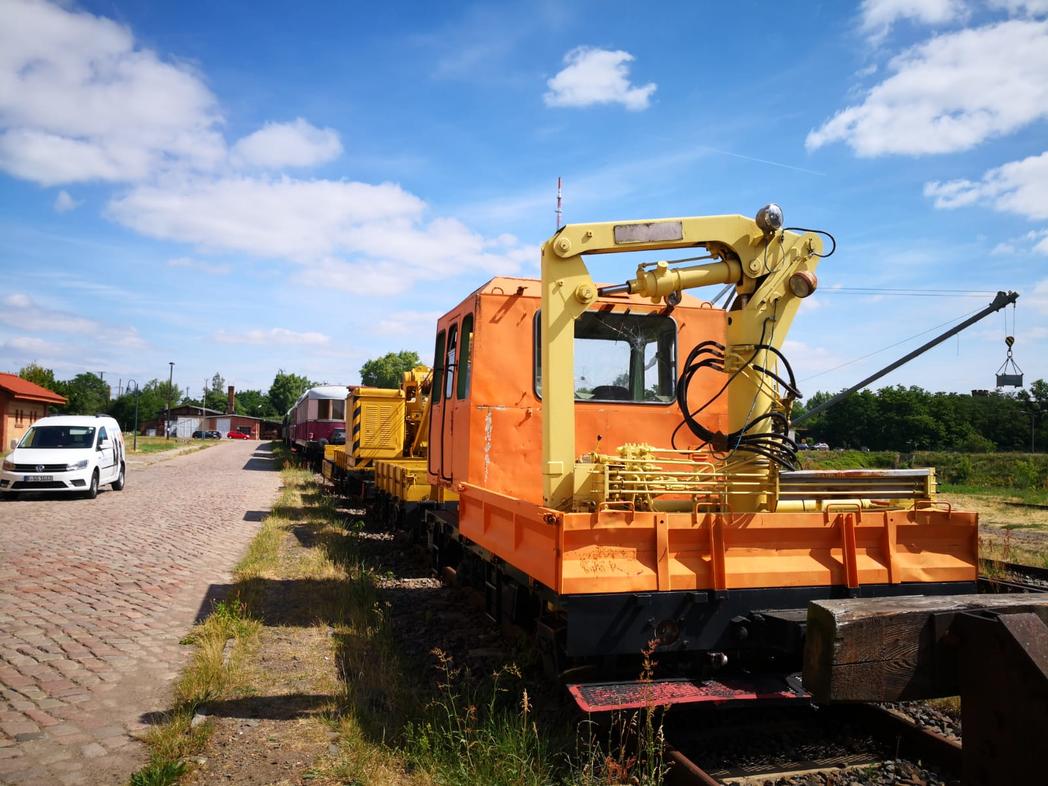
[978,558,1048,592]
[664,703,961,786]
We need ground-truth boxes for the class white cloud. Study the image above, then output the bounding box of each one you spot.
[990,0,1048,16]
[231,118,342,169]
[167,256,231,275]
[1,335,64,355]
[52,189,80,213]
[544,47,656,111]
[108,176,424,258]
[0,0,225,185]
[924,150,1048,219]
[990,241,1017,255]
[107,175,534,293]
[1,292,96,333]
[1031,278,1048,314]
[860,0,968,41]
[213,327,331,346]
[0,292,147,348]
[375,310,444,335]
[807,20,1048,156]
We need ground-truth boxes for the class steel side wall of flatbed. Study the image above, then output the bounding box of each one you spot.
[457,485,978,597]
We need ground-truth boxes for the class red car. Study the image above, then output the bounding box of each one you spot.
[227,430,252,440]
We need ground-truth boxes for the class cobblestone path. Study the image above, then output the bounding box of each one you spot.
[0,441,281,785]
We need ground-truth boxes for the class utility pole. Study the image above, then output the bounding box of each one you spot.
[166,361,174,439]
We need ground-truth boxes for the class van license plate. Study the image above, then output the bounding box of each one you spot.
[26,475,53,482]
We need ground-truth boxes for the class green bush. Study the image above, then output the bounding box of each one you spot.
[955,433,995,453]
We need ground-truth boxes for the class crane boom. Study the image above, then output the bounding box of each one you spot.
[794,290,1019,424]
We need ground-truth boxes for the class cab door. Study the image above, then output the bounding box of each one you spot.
[438,322,459,482]
[96,426,116,481]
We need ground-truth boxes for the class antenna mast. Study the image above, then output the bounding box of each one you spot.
[555,176,563,229]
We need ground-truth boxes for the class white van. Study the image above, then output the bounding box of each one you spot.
[1,415,126,499]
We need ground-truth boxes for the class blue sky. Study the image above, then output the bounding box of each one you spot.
[0,0,1045,400]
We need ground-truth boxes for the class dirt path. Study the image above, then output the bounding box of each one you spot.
[0,441,282,785]
[939,491,1048,565]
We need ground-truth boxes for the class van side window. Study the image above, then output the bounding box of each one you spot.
[97,427,108,445]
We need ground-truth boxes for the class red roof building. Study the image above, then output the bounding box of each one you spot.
[0,373,67,451]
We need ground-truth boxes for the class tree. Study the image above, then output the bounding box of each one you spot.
[204,372,228,412]
[236,389,277,418]
[107,379,182,431]
[61,373,110,415]
[268,371,314,415]
[360,351,420,389]
[18,363,59,393]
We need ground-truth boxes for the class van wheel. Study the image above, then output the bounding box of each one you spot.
[112,464,125,491]
[85,470,99,500]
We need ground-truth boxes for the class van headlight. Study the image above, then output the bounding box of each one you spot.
[66,460,89,471]
[2,460,14,471]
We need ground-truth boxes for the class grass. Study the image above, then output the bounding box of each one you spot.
[132,450,669,785]
[126,436,215,455]
[130,596,260,785]
[940,483,1048,506]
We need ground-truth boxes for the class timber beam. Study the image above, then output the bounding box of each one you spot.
[803,593,1048,703]
[804,593,1048,786]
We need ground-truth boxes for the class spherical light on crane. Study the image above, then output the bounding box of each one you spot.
[788,271,818,298]
[755,203,784,236]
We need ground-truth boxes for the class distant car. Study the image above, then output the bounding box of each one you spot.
[813,442,830,451]
[227,430,251,440]
[206,430,222,439]
[329,428,346,445]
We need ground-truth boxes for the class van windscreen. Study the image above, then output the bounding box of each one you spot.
[19,426,96,449]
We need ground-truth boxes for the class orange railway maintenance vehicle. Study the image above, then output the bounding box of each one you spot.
[354,205,1048,782]
[410,206,993,700]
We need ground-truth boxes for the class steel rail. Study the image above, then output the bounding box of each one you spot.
[663,702,962,785]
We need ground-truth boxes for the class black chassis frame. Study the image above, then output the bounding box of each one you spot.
[388,497,979,669]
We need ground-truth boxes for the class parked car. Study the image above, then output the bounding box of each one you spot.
[227,430,251,440]
[329,428,346,445]
[813,442,830,451]
[1,415,126,499]
[206,430,222,439]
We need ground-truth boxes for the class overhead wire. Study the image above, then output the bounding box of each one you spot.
[799,305,985,383]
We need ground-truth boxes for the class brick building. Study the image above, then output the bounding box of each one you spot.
[0,373,67,450]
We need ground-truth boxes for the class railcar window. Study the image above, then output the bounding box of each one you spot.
[457,314,474,400]
[533,310,677,404]
[331,399,345,420]
[318,400,331,420]
[444,324,458,401]
[432,330,446,404]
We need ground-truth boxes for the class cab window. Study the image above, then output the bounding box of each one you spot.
[432,330,447,404]
[534,310,677,403]
[444,324,459,401]
[456,314,474,400]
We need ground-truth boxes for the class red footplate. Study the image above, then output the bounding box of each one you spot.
[567,675,808,713]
